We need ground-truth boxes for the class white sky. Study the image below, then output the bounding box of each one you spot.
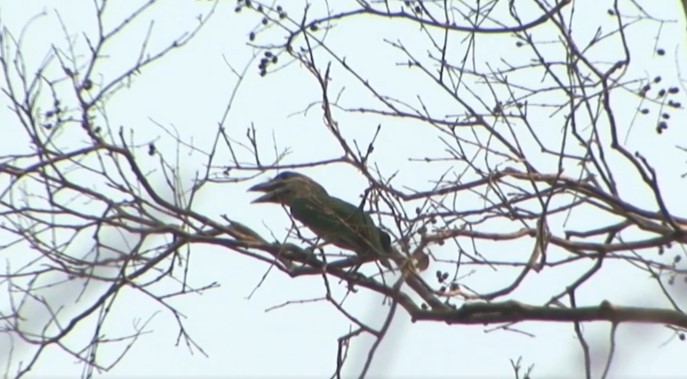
[2,0,687,377]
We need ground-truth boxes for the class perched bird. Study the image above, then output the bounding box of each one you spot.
[249,171,391,266]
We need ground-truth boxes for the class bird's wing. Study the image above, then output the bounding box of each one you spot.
[289,195,383,255]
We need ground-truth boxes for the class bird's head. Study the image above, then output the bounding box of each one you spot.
[249,171,328,204]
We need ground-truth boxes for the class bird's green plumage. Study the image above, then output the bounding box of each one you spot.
[289,195,385,260]
[249,172,391,265]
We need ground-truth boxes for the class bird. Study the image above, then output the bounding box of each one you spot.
[249,171,392,267]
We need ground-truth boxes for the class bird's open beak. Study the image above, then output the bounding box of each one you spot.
[248,179,284,203]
